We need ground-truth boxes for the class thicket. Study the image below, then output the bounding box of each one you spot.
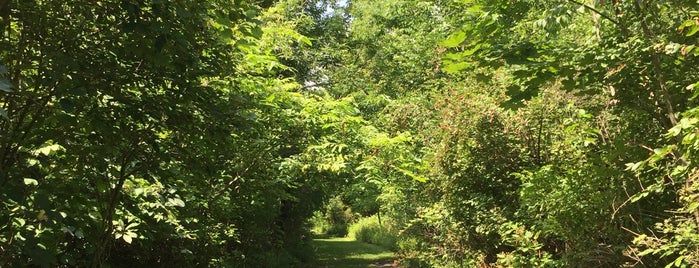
[305,0,699,267]
[2,0,699,267]
[0,0,355,266]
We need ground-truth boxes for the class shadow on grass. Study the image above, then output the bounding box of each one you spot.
[311,237,395,268]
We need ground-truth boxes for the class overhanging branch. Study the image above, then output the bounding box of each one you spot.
[567,0,620,25]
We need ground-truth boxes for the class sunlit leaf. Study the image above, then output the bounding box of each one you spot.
[33,143,64,156]
[441,30,466,47]
[686,25,699,37]
[442,61,471,73]
[394,167,428,182]
[166,198,185,207]
[122,233,133,244]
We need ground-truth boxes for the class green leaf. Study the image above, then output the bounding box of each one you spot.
[122,233,133,244]
[0,107,8,121]
[441,30,467,47]
[442,61,471,73]
[679,118,698,130]
[689,82,699,100]
[669,255,685,267]
[266,94,276,103]
[251,26,263,39]
[23,178,38,186]
[638,248,655,256]
[394,167,428,182]
[221,28,234,41]
[688,202,699,212]
[13,218,25,227]
[630,191,649,203]
[33,143,64,156]
[0,78,13,93]
[298,36,312,46]
[460,44,481,57]
[668,124,683,137]
[583,137,596,146]
[166,198,185,207]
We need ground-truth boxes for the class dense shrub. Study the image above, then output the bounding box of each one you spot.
[310,196,356,237]
[348,215,398,250]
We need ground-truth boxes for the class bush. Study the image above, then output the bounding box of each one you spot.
[310,196,356,237]
[348,215,397,250]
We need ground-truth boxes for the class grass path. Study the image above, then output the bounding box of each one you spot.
[312,236,397,268]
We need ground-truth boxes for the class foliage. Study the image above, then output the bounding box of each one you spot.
[626,10,699,267]
[495,222,559,267]
[303,0,699,267]
[348,215,398,250]
[311,196,357,237]
[2,0,699,267]
[0,0,358,266]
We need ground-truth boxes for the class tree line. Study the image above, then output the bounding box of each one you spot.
[1,0,698,267]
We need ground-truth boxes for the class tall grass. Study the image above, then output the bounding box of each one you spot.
[347,215,398,250]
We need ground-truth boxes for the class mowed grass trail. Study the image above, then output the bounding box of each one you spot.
[312,237,397,268]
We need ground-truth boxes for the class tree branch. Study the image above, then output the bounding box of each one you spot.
[631,1,679,130]
[567,0,620,25]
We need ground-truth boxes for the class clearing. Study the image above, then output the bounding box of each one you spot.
[312,236,398,268]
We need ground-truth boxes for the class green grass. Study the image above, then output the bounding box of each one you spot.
[312,236,396,268]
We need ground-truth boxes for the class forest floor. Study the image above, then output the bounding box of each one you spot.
[312,236,399,268]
